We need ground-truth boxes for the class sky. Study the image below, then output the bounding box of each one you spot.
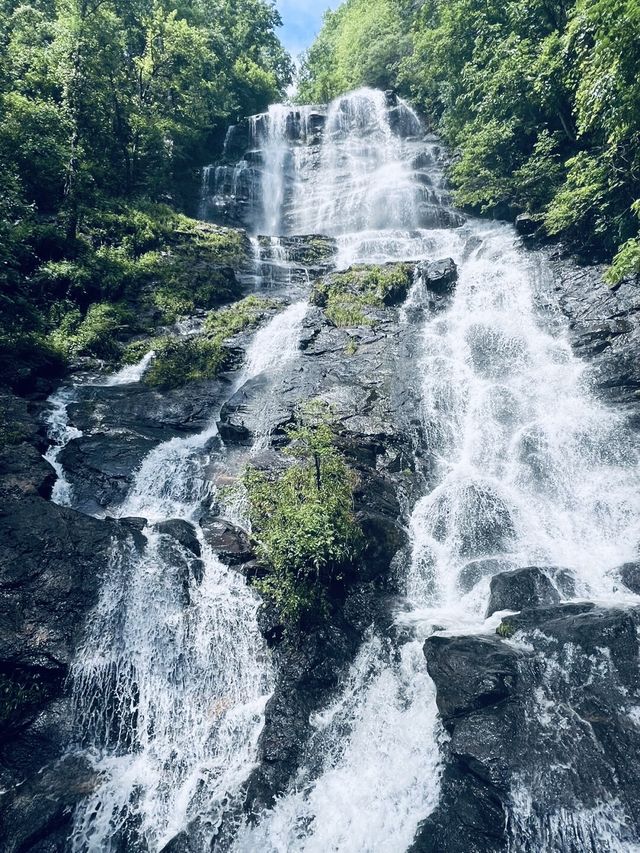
[275,0,337,59]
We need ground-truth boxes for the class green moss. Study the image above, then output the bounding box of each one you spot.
[132,295,275,390]
[497,620,516,639]
[345,337,359,355]
[244,403,363,622]
[47,302,135,359]
[312,263,413,328]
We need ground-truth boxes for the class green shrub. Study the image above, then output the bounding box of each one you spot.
[605,201,640,285]
[244,403,363,622]
[142,336,227,389]
[132,295,275,389]
[48,302,134,359]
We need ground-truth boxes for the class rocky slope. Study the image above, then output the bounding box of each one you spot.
[0,221,639,852]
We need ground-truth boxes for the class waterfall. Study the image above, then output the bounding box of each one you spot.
[44,386,83,506]
[212,87,462,238]
[67,305,309,852]
[57,87,640,852]
[211,89,640,852]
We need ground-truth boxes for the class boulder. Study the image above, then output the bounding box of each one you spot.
[156,519,201,557]
[551,260,640,428]
[201,518,254,567]
[415,604,640,852]
[618,561,640,594]
[486,567,561,616]
[458,558,516,592]
[515,213,538,236]
[425,635,521,723]
[419,258,458,295]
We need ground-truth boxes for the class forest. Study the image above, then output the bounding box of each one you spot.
[2,0,639,392]
[299,0,640,281]
[0,0,291,390]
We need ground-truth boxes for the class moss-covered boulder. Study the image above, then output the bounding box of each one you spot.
[311,263,414,327]
[123,295,276,391]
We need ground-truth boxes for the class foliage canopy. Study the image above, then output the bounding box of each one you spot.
[299,0,640,277]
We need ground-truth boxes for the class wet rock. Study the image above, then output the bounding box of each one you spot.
[243,594,386,817]
[419,258,458,295]
[486,567,561,616]
[218,374,294,446]
[0,400,145,849]
[68,379,229,441]
[415,604,640,852]
[155,521,205,594]
[458,558,516,592]
[515,213,538,236]
[0,442,56,501]
[618,561,640,594]
[201,518,254,567]
[426,635,522,722]
[156,519,201,557]
[551,261,640,427]
[0,754,98,853]
[257,234,337,269]
[59,433,157,514]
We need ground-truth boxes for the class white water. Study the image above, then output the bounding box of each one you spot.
[44,353,156,507]
[60,87,640,851]
[68,303,309,852]
[44,386,83,506]
[100,350,156,386]
[221,89,640,851]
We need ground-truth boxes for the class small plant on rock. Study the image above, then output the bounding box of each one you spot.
[244,401,363,622]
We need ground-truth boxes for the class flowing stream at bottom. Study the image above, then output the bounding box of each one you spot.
[69,301,308,852]
[233,221,640,853]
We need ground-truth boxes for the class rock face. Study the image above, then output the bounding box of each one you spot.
[215,264,429,816]
[550,258,640,428]
[486,566,561,616]
[419,258,459,295]
[59,378,230,515]
[619,561,640,594]
[413,604,640,853]
[0,394,144,851]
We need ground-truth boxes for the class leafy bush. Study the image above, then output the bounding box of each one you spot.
[48,302,134,359]
[130,295,275,389]
[244,404,363,622]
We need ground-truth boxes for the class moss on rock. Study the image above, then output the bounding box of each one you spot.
[125,295,276,390]
[311,263,413,328]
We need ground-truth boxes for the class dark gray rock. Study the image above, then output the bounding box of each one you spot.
[414,604,640,853]
[156,519,201,557]
[0,754,98,853]
[515,213,538,236]
[60,433,157,514]
[486,567,561,616]
[201,518,254,567]
[458,558,516,592]
[426,634,521,723]
[618,561,640,594]
[0,403,145,852]
[419,258,458,295]
[550,260,640,427]
[68,379,229,440]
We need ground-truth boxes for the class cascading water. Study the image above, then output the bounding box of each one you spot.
[62,304,309,851]
[59,86,640,851]
[210,88,640,851]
